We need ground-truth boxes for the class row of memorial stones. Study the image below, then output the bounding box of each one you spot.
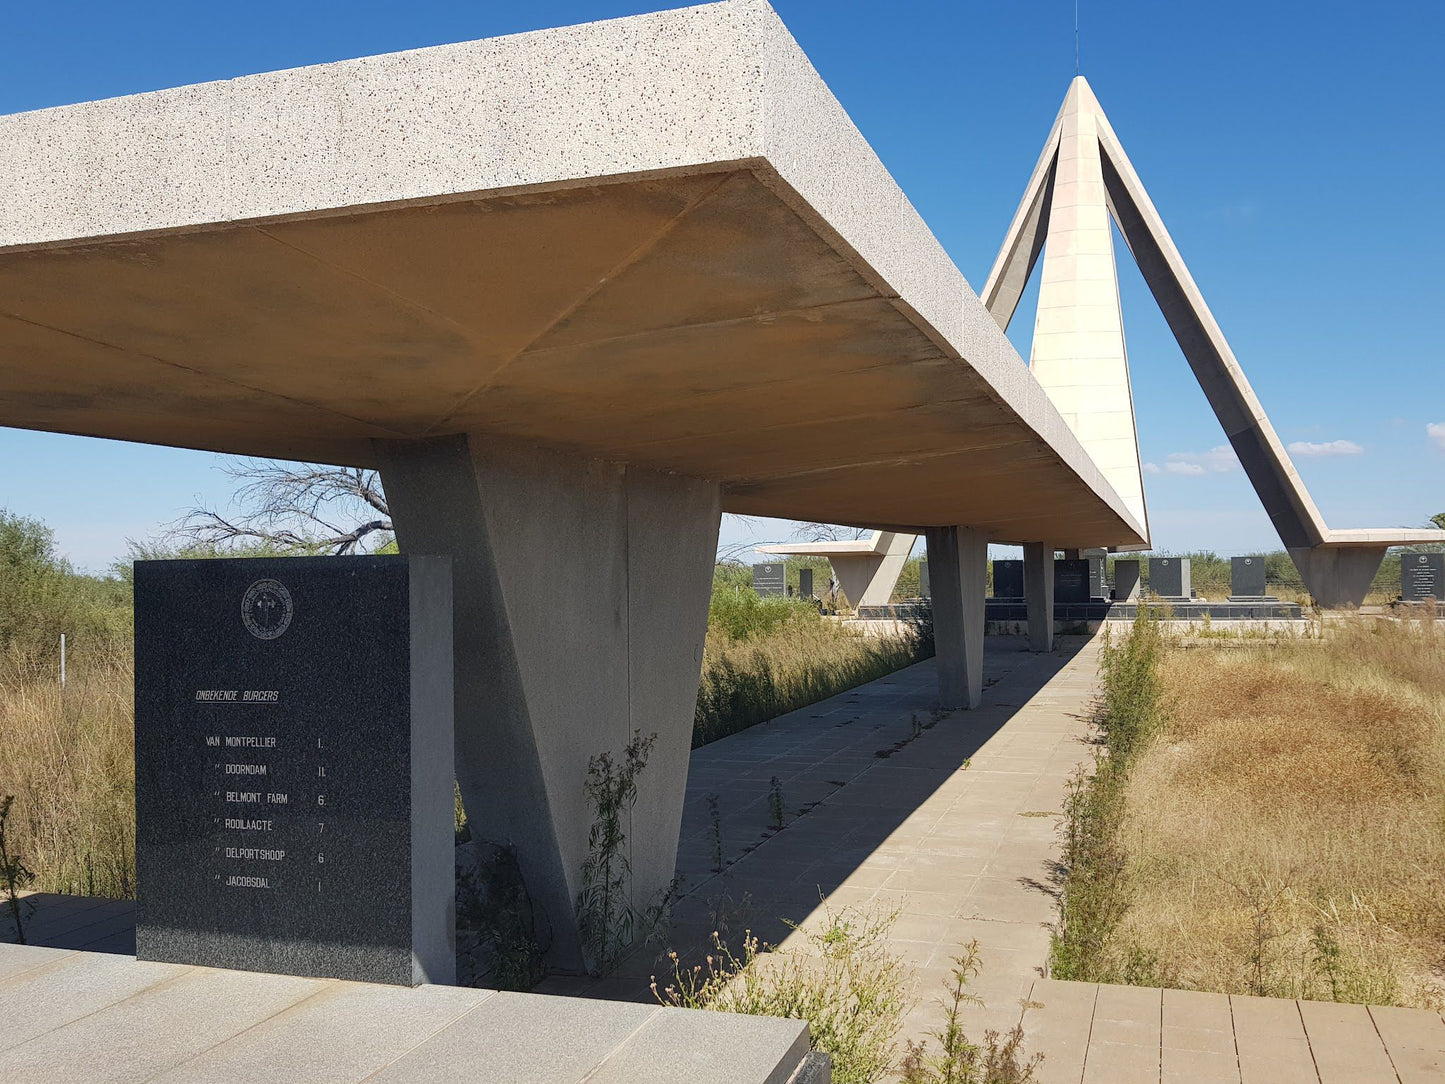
[752,552,1445,604]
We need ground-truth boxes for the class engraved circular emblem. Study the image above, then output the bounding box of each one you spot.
[242,579,293,640]
[1244,558,1253,565]
[1420,555,1429,565]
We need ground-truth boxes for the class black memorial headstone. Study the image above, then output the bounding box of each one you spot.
[1114,559,1141,601]
[134,556,456,986]
[919,560,930,599]
[1401,552,1444,602]
[1083,550,1108,600]
[1150,557,1191,599]
[1054,559,1090,604]
[753,562,786,597]
[1231,556,1268,599]
[992,559,1024,599]
[798,567,814,599]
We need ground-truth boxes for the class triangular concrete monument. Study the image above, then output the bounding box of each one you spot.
[756,530,917,608]
[985,77,1445,606]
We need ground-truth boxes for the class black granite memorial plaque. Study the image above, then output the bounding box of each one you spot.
[1114,559,1141,601]
[992,560,1024,599]
[1086,555,1107,600]
[798,567,814,599]
[1231,556,1267,598]
[753,562,786,597]
[1151,557,1190,599]
[134,556,455,986]
[1054,559,1090,604]
[1401,552,1444,602]
[919,560,930,599]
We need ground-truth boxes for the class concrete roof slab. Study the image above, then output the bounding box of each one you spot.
[0,0,1145,548]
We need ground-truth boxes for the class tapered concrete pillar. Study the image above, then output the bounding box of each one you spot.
[376,434,721,972]
[1023,543,1055,652]
[925,526,987,709]
[1289,546,1386,610]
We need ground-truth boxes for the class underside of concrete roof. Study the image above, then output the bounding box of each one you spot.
[0,0,1144,550]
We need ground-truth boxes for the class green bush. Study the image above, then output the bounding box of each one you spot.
[0,510,129,667]
[706,586,820,642]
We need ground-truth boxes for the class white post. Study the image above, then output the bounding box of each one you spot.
[60,632,67,688]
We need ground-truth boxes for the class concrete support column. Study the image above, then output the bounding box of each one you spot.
[1023,542,1054,653]
[376,434,721,972]
[924,526,987,709]
[1289,546,1386,610]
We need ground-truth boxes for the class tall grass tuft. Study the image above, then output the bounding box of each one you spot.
[654,905,912,1084]
[0,643,136,898]
[1051,607,1165,984]
[695,611,926,748]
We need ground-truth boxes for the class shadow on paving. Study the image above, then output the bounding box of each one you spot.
[543,634,1090,1003]
[3,635,1089,1008]
[1,892,136,955]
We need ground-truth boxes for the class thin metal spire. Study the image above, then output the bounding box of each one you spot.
[1074,0,1080,75]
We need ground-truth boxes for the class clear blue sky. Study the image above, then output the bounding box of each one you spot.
[2,0,1441,571]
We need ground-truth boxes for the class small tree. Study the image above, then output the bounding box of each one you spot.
[1432,513,1445,531]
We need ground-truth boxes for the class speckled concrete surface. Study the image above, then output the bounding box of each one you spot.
[0,943,812,1084]
[0,0,1142,547]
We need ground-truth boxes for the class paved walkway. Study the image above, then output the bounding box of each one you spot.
[555,633,1445,1081]
[10,633,1445,1081]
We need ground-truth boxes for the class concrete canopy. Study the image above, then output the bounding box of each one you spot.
[0,0,1143,552]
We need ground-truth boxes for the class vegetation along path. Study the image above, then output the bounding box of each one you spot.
[551,630,1445,1082]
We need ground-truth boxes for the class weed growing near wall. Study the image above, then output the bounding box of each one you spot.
[1050,607,1165,984]
[900,941,1043,1084]
[576,730,657,974]
[653,905,911,1084]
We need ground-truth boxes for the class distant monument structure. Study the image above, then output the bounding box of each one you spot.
[991,559,1024,600]
[1149,557,1191,601]
[756,531,916,609]
[984,77,1445,605]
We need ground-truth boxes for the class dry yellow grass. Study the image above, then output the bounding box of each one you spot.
[1115,614,1445,1007]
[0,645,136,898]
[694,617,921,748]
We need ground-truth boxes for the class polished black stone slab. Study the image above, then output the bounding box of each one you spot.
[133,555,455,986]
[1150,557,1191,599]
[992,559,1023,599]
[1054,559,1090,604]
[1231,555,1267,598]
[798,567,815,599]
[1401,552,1444,602]
[1114,559,1142,601]
[753,561,786,597]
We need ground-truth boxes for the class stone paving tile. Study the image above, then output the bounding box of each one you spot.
[1230,994,1317,1083]
[1368,1004,1445,1082]
[1297,999,1396,1084]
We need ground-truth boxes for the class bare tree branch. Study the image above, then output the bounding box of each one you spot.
[167,459,393,555]
[789,521,870,543]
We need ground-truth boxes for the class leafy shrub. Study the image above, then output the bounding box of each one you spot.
[654,905,911,1084]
